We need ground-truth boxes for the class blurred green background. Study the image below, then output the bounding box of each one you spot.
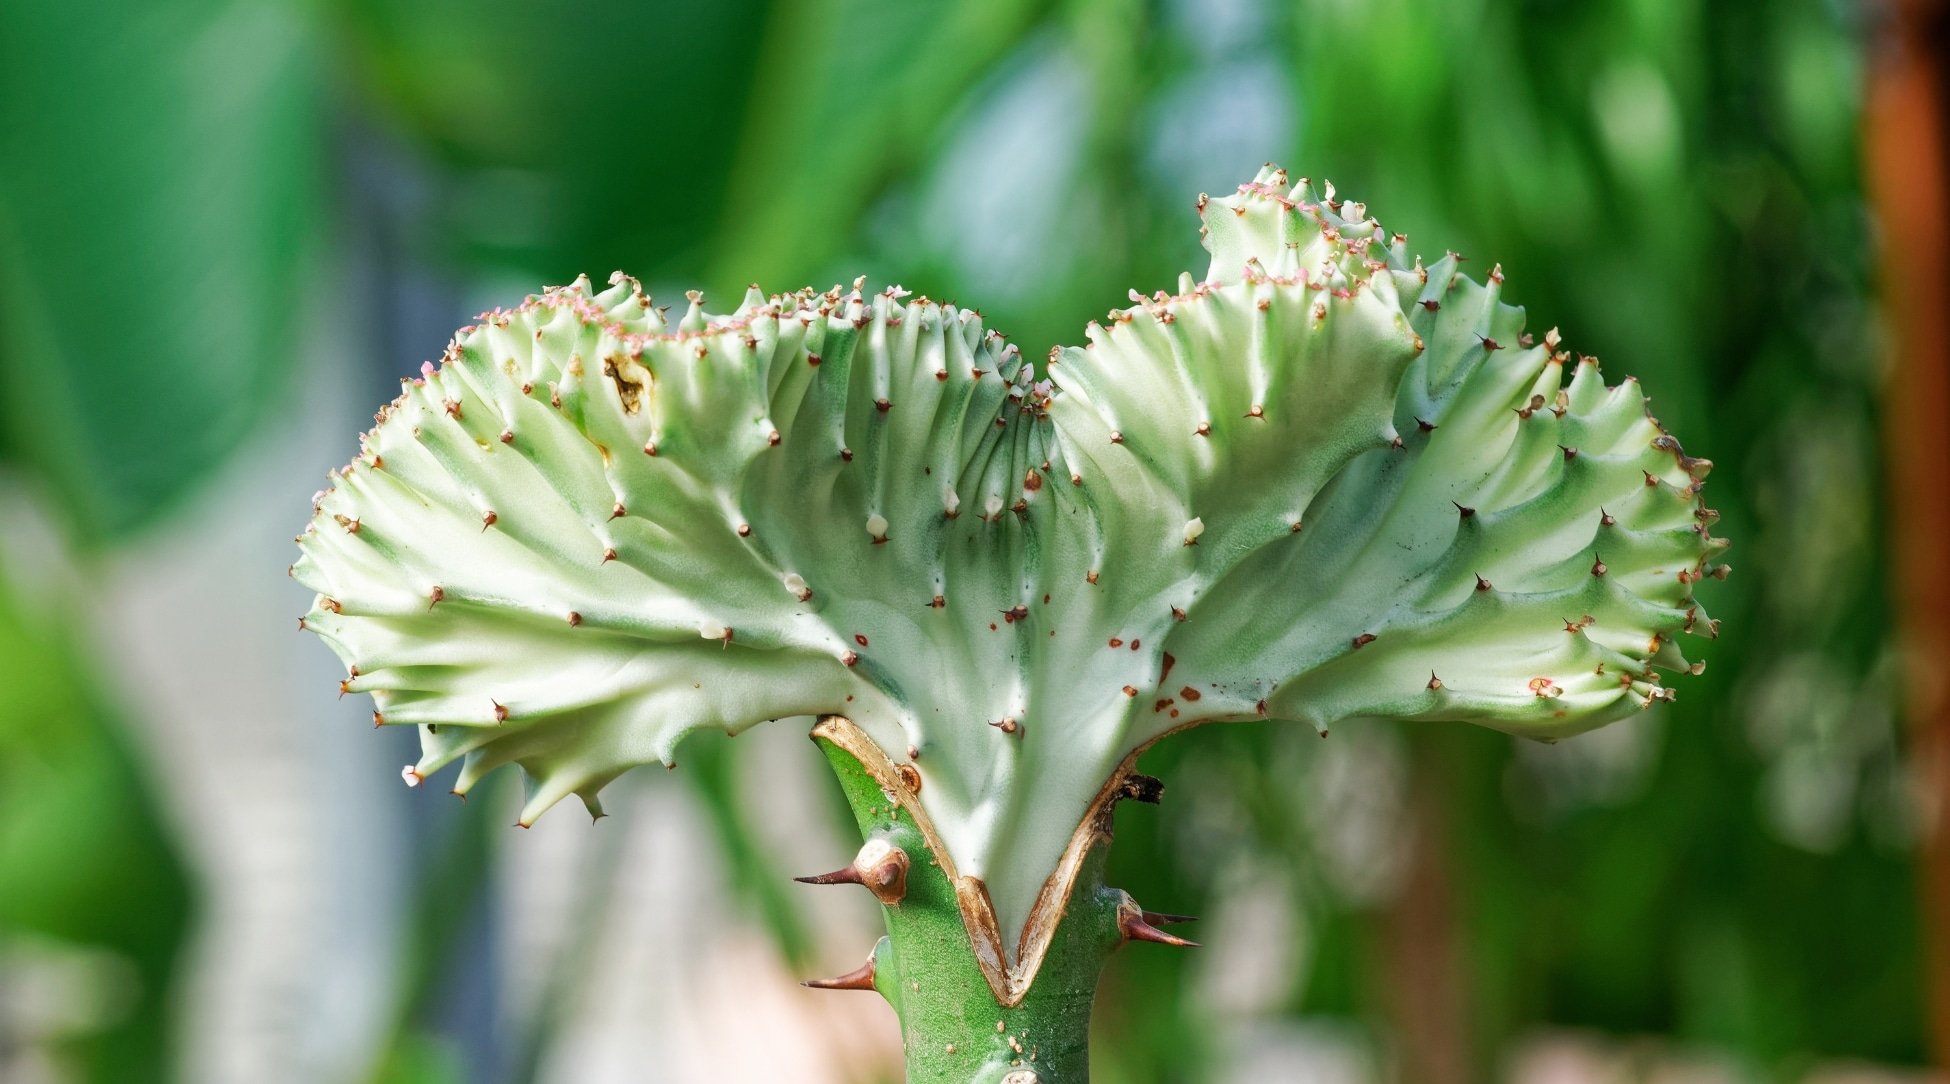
[1,0,1940,1081]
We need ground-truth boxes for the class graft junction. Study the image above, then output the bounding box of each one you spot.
[799,717,1194,1083]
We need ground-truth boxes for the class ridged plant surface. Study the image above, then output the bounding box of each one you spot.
[294,166,1725,950]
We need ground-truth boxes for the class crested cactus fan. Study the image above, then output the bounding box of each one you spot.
[294,165,1724,1081]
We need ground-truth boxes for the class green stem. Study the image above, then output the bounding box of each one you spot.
[813,723,1137,1083]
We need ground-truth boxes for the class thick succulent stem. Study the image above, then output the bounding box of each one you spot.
[810,718,1151,1083]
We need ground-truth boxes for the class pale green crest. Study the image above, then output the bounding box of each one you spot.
[295,166,1724,953]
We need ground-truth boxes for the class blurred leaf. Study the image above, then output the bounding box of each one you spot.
[711,0,1052,293]
[0,565,194,1081]
[325,0,771,283]
[370,1034,467,1084]
[0,0,319,541]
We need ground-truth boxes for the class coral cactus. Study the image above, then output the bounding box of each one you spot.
[294,165,1724,1081]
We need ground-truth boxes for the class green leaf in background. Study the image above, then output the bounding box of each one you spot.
[0,568,194,1081]
[0,0,320,541]
[326,0,770,284]
[325,0,1054,298]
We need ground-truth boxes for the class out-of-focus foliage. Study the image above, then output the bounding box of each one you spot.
[0,573,193,1079]
[0,0,318,540]
[0,0,1919,1080]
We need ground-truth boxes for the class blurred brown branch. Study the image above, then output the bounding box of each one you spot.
[1867,0,1950,1063]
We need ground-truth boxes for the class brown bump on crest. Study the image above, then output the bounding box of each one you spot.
[1352,633,1376,649]
[1427,671,1443,690]
[842,650,859,666]
[567,611,583,626]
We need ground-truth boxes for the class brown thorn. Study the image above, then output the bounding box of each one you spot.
[795,867,866,887]
[1118,900,1200,948]
[801,956,878,992]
